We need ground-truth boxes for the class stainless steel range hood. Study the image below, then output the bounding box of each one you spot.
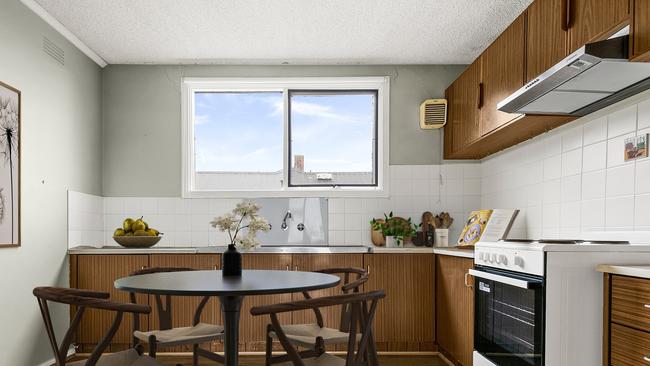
[498,27,650,116]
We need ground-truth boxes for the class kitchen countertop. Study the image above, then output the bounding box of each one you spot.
[68,244,475,258]
[596,264,650,279]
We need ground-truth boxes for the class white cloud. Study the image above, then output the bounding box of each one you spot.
[194,114,210,125]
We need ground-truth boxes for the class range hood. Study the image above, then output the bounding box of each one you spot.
[498,27,650,116]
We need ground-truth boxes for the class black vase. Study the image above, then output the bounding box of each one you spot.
[222,244,242,277]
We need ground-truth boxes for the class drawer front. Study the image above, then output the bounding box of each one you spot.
[611,323,650,366]
[612,275,650,332]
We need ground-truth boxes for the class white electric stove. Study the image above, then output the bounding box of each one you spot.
[472,238,650,366]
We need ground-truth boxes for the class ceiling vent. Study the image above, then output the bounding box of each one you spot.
[42,36,65,66]
[419,99,447,129]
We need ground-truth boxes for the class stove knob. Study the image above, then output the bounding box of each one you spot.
[500,255,508,265]
[491,253,497,263]
[514,256,524,267]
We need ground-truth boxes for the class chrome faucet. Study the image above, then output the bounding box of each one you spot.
[281,210,293,231]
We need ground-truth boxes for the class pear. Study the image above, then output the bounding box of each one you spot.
[147,228,160,236]
[132,219,146,232]
[113,228,126,237]
[123,218,134,232]
[125,232,134,236]
[133,229,148,236]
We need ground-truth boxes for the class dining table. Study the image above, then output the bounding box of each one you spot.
[115,269,341,366]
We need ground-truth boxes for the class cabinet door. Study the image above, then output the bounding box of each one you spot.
[149,254,221,352]
[363,253,435,352]
[239,254,293,351]
[527,0,569,82]
[568,0,630,53]
[435,255,474,366]
[480,14,526,136]
[291,254,364,351]
[444,59,482,159]
[632,0,650,61]
[75,255,149,352]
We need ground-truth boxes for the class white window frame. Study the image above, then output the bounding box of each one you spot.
[181,77,390,198]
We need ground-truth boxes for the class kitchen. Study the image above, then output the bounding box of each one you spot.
[3,0,650,365]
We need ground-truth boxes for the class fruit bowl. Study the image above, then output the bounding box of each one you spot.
[113,235,162,248]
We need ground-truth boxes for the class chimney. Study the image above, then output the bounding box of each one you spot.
[294,155,304,172]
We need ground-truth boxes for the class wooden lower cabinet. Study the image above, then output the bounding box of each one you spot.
[239,254,294,351]
[73,255,150,352]
[435,255,474,366]
[71,252,443,354]
[363,253,436,352]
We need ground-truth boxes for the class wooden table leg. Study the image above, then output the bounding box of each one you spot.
[220,296,243,366]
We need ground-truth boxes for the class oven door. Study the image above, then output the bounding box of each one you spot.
[471,266,545,366]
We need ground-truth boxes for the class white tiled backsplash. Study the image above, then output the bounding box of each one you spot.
[481,91,650,239]
[67,164,481,248]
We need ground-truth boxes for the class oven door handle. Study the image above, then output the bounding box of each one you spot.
[469,269,537,289]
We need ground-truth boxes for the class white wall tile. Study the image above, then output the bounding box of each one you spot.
[561,201,581,228]
[543,179,562,204]
[583,116,608,145]
[635,194,650,227]
[606,164,635,197]
[581,199,606,229]
[582,141,607,172]
[639,99,650,130]
[636,159,650,194]
[582,170,606,200]
[606,196,635,228]
[543,155,562,181]
[562,149,582,177]
[608,105,637,138]
[561,175,582,202]
[562,125,583,152]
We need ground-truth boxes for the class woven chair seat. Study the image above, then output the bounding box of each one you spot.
[134,322,224,347]
[271,323,362,348]
[68,349,163,366]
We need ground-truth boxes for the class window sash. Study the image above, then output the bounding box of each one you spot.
[181,77,390,198]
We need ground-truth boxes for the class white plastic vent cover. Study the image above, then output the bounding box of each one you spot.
[43,36,65,65]
[419,99,447,129]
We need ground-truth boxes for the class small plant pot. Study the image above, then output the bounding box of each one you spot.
[435,229,450,247]
[385,236,398,248]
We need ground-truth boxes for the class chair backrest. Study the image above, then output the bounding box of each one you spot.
[128,267,211,337]
[251,290,384,366]
[302,267,368,331]
[33,287,150,366]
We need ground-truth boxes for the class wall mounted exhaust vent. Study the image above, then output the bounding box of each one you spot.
[419,99,447,129]
[42,36,65,66]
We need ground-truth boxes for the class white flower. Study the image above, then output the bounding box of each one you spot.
[236,234,259,250]
[210,213,237,231]
[248,217,271,234]
[209,200,267,249]
[233,200,261,216]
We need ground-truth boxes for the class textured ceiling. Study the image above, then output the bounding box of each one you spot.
[34,0,533,65]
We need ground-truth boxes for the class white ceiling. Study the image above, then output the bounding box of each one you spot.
[33,0,533,65]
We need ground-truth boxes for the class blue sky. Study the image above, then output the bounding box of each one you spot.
[194,91,376,173]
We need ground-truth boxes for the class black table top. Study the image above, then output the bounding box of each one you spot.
[114,270,340,296]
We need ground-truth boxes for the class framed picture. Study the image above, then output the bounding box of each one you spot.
[624,134,649,162]
[0,81,20,248]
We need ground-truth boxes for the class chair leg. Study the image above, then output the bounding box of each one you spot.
[265,324,273,366]
[148,335,157,358]
[193,344,199,366]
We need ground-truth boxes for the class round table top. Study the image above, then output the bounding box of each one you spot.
[114,270,340,297]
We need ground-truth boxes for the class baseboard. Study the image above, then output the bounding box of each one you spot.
[435,352,456,366]
[37,346,75,366]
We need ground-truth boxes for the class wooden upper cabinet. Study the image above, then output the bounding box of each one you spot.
[632,0,650,61]
[479,14,526,136]
[568,0,630,53]
[444,59,482,159]
[526,0,569,82]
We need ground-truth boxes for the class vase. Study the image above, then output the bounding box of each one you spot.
[222,244,242,277]
[385,236,398,248]
[434,228,450,247]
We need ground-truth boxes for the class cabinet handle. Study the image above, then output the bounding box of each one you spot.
[644,304,650,309]
[477,83,484,109]
[213,265,218,270]
[286,265,290,271]
[644,356,650,363]
[366,265,371,275]
[294,265,298,271]
[141,266,147,270]
[464,272,473,289]
[565,0,572,29]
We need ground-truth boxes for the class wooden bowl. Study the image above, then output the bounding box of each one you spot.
[113,235,162,248]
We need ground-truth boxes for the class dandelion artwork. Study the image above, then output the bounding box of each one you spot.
[210,200,270,250]
[0,82,20,247]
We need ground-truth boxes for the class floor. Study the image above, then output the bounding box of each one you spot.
[69,354,448,366]
[154,355,448,366]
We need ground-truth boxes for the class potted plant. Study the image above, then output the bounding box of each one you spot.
[370,212,419,248]
[210,200,271,276]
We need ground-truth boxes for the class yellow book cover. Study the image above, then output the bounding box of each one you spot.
[457,210,493,247]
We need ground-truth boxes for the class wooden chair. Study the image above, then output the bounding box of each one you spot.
[251,290,385,366]
[128,267,224,366]
[33,286,164,366]
[262,268,369,365]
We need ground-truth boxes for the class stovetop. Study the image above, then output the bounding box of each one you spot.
[502,239,630,245]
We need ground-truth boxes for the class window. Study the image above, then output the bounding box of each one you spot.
[182,77,389,197]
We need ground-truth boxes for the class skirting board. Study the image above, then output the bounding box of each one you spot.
[37,346,75,366]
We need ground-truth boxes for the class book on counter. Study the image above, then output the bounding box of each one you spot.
[457,209,519,247]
